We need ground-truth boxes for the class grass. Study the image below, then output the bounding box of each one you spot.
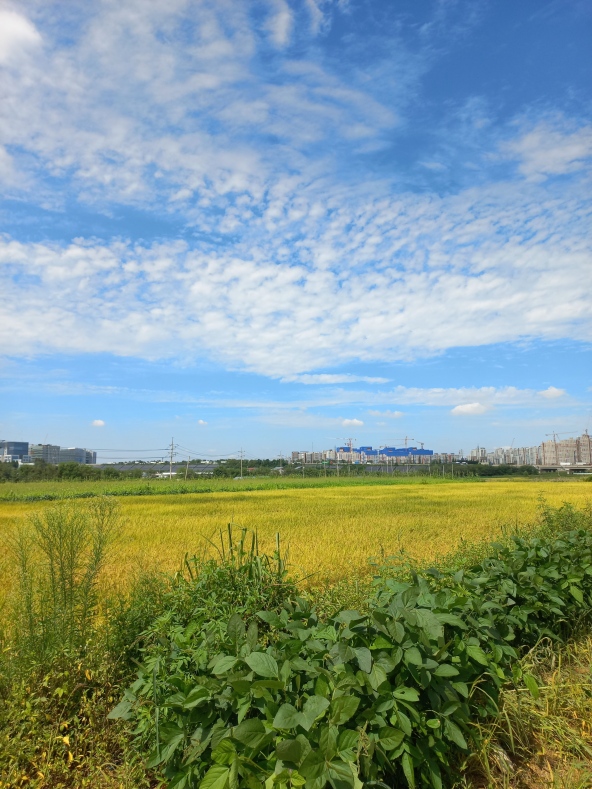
[1,478,590,594]
[463,636,592,788]
[0,475,462,502]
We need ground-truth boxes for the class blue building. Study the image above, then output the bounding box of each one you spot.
[0,440,29,461]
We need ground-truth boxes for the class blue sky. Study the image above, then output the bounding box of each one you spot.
[0,0,591,461]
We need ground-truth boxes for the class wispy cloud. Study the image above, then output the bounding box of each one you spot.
[0,1,590,408]
[501,120,592,181]
[282,374,390,384]
[266,0,293,47]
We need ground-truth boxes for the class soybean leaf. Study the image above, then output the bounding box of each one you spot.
[569,586,584,604]
[444,719,468,749]
[353,647,372,673]
[393,710,412,736]
[257,611,283,628]
[328,760,356,789]
[452,681,469,698]
[415,609,444,640]
[427,759,443,789]
[387,620,406,643]
[245,652,278,678]
[184,686,210,709]
[393,687,420,702]
[401,752,416,789]
[212,739,236,765]
[301,695,331,730]
[199,765,230,789]
[233,719,267,749]
[212,656,237,675]
[300,750,328,781]
[319,725,338,760]
[466,645,488,666]
[158,723,185,763]
[440,700,461,716]
[274,703,304,730]
[404,647,423,667]
[435,613,466,629]
[295,733,312,764]
[276,738,304,764]
[330,695,360,725]
[378,726,405,750]
[369,664,388,690]
[337,729,359,752]
[433,663,459,678]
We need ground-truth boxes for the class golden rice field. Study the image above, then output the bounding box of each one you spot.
[0,477,590,594]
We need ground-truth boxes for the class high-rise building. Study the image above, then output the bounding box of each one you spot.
[29,444,97,464]
[0,440,29,461]
[541,433,592,465]
[29,443,61,464]
[58,447,97,465]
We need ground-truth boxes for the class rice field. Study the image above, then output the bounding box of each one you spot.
[1,477,590,594]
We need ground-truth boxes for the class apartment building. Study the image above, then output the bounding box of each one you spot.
[541,433,592,465]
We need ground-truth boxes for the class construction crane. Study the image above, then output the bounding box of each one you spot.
[545,431,576,441]
[392,436,415,448]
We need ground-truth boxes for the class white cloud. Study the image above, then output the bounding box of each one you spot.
[368,410,404,418]
[91,419,105,426]
[305,0,325,34]
[282,374,389,385]
[451,402,489,416]
[539,386,566,399]
[502,121,592,181]
[0,9,41,65]
[0,3,590,383]
[197,419,208,425]
[266,0,293,47]
[1,172,590,378]
[342,418,363,427]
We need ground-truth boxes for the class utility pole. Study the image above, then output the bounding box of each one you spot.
[185,457,189,480]
[169,437,175,480]
[239,448,244,479]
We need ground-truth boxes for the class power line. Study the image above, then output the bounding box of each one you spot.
[90,448,169,452]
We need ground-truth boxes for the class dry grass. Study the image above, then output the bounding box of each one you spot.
[463,636,592,789]
[1,478,590,594]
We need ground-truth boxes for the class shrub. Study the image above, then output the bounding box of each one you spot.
[111,515,592,789]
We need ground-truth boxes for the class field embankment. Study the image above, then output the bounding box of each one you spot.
[0,478,589,593]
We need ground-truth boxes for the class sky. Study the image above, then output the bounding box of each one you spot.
[0,0,591,462]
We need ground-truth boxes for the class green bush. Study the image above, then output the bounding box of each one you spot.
[108,527,296,667]
[112,514,592,789]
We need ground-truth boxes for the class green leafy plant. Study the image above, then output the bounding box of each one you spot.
[112,522,592,789]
